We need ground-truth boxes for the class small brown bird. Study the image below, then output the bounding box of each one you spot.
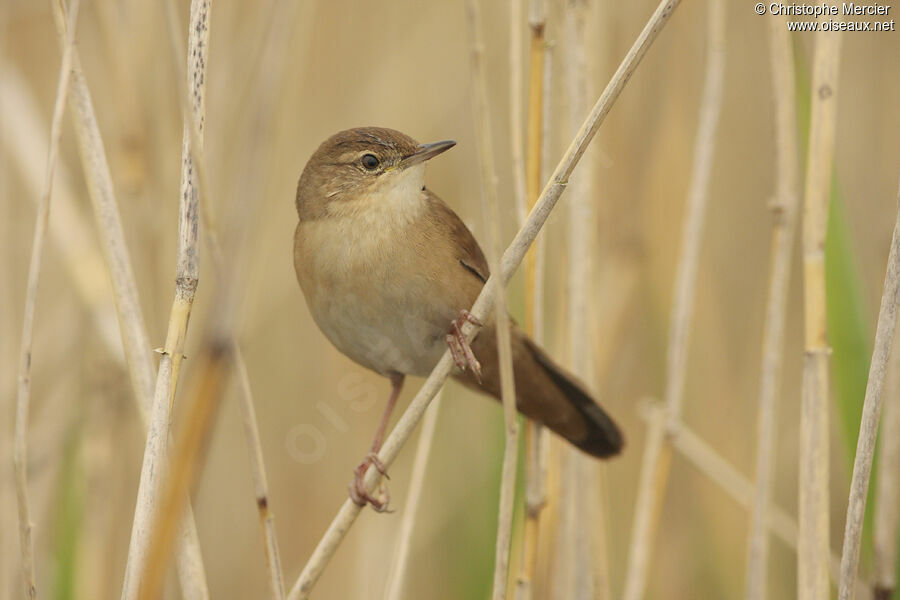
[293,127,622,510]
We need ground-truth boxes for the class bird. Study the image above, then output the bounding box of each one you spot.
[293,127,623,510]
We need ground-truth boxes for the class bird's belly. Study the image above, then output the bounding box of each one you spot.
[296,220,451,377]
[313,290,447,377]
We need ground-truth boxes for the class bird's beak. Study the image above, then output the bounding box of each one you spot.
[398,140,456,170]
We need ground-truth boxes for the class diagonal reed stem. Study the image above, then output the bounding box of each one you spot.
[382,391,444,600]
[872,316,900,599]
[285,2,682,597]
[637,403,868,597]
[837,183,900,600]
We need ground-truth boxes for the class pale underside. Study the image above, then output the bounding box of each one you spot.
[294,165,482,377]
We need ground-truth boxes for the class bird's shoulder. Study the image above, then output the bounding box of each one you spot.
[420,189,489,284]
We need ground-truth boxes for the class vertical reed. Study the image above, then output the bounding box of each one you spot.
[745,11,801,600]
[120,2,211,598]
[465,0,520,596]
[518,0,550,596]
[798,15,842,600]
[13,2,79,597]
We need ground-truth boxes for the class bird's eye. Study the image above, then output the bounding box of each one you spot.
[361,154,380,170]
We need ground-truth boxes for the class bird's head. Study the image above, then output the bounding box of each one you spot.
[295,126,455,220]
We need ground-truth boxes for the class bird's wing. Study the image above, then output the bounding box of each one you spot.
[423,189,490,285]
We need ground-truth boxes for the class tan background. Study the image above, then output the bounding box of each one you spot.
[2,0,900,598]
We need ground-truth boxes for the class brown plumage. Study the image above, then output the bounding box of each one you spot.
[294,127,623,472]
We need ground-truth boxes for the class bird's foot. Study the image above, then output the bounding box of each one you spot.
[446,310,483,383]
[349,452,391,512]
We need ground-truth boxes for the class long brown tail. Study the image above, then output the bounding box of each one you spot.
[454,324,624,459]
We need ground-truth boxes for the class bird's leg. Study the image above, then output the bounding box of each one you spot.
[446,309,483,383]
[349,372,404,512]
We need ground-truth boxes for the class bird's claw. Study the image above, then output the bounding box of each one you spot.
[458,309,483,328]
[349,454,391,512]
[447,310,482,383]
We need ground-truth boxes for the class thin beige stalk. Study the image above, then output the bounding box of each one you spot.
[37,41,209,595]
[382,391,444,600]
[50,0,157,420]
[873,320,900,599]
[518,0,549,594]
[286,2,681,597]
[466,0,520,597]
[837,184,900,600]
[510,0,528,227]
[562,1,603,598]
[234,351,286,600]
[798,15,841,600]
[745,12,801,600]
[137,342,231,600]
[0,65,121,356]
[120,2,210,599]
[637,404,867,596]
[0,54,12,600]
[0,9,11,599]
[161,1,287,596]
[13,3,79,597]
[621,1,725,598]
[523,0,546,338]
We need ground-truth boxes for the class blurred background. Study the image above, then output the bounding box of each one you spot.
[2,0,900,598]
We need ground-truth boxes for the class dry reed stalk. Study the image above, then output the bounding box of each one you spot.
[532,36,552,349]
[636,404,868,596]
[873,323,900,599]
[382,391,444,600]
[136,342,231,600]
[161,1,288,595]
[0,66,122,356]
[234,353,286,600]
[0,10,12,596]
[518,37,553,600]
[562,1,604,598]
[286,2,681,597]
[49,0,157,418]
[13,3,79,597]
[465,0,521,597]
[510,0,528,227]
[837,184,900,600]
[518,0,549,595]
[120,2,210,599]
[523,0,546,338]
[0,41,211,591]
[621,1,725,598]
[798,15,841,600]
[745,12,801,600]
